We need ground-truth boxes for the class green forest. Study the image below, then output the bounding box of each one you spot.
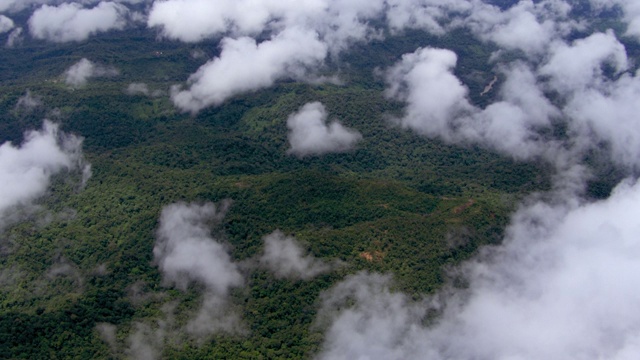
[0,2,635,359]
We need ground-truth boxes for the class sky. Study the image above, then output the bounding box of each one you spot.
[2,0,640,359]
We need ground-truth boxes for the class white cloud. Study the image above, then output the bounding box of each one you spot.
[590,0,640,40]
[286,102,362,158]
[96,323,118,354]
[317,177,640,360]
[171,28,327,112]
[28,2,128,43]
[122,303,175,360]
[125,83,164,97]
[621,1,640,38]
[540,31,629,94]
[565,71,640,170]
[316,272,423,360]
[5,26,22,47]
[125,82,149,96]
[459,63,561,160]
[0,0,45,13]
[0,121,86,227]
[383,37,636,163]
[147,0,344,42]
[155,201,242,295]
[154,201,244,336]
[462,0,575,56]
[0,14,13,33]
[385,0,459,35]
[64,58,119,87]
[384,47,473,141]
[15,90,43,110]
[384,0,576,56]
[259,230,332,279]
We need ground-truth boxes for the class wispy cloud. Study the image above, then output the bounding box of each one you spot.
[0,120,87,228]
[259,230,335,279]
[154,201,244,337]
[64,58,119,87]
[287,102,362,158]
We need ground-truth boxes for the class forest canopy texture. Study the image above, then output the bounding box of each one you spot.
[1,0,640,359]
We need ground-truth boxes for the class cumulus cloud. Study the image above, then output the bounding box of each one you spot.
[0,14,13,33]
[154,0,585,113]
[565,71,640,170]
[458,63,563,160]
[590,0,640,39]
[154,201,244,336]
[259,230,333,279]
[286,102,362,158]
[146,0,381,48]
[540,31,629,94]
[317,176,640,360]
[385,0,456,35]
[64,58,119,87]
[463,0,575,56]
[148,0,390,111]
[384,32,638,163]
[0,121,86,227]
[28,1,128,43]
[620,1,640,38]
[385,47,473,141]
[382,45,556,160]
[147,0,293,42]
[314,9,640,358]
[171,28,327,112]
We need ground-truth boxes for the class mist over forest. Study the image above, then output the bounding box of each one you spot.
[1,0,640,359]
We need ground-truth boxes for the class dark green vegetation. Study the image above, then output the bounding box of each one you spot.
[0,22,553,359]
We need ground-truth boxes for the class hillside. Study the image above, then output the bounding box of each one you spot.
[1,1,639,359]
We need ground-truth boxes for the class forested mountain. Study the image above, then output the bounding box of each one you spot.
[0,1,639,359]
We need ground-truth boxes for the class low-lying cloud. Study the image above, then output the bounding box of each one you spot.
[28,2,128,43]
[0,120,87,227]
[317,176,640,359]
[154,201,244,337]
[287,102,362,158]
[259,230,333,279]
[5,26,22,47]
[64,58,118,87]
[15,90,42,110]
[125,82,149,96]
[0,14,13,33]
